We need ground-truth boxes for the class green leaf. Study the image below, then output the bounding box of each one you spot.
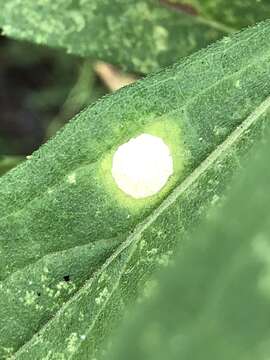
[1,20,270,358]
[107,129,270,360]
[0,0,229,73]
[175,0,270,29]
[1,1,269,73]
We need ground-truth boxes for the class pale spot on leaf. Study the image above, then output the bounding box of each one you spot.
[67,173,77,184]
[112,134,173,199]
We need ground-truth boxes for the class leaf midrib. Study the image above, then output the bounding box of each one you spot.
[14,94,270,358]
[159,0,236,34]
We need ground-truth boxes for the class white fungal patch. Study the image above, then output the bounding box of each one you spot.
[67,173,77,184]
[112,134,173,199]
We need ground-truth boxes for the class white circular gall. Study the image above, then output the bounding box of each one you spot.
[112,133,173,199]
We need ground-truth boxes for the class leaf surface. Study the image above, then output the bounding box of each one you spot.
[108,129,270,360]
[0,0,229,73]
[173,0,270,29]
[1,20,270,359]
[1,1,270,73]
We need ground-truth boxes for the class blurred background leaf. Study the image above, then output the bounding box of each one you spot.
[0,0,229,74]
[170,0,270,29]
[0,0,270,75]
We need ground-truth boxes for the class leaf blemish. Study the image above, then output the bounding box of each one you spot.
[67,173,77,184]
[112,134,174,199]
[99,118,184,210]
